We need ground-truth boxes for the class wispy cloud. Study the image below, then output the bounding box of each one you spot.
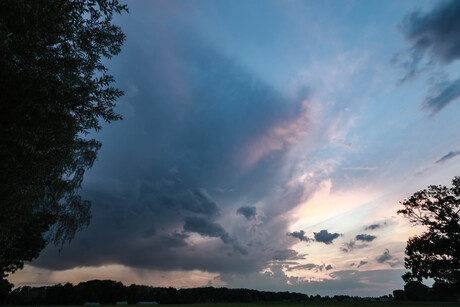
[397,0,460,113]
[343,166,378,171]
[424,78,460,115]
[355,234,377,242]
[401,0,460,65]
[376,249,393,263]
[341,240,367,253]
[364,222,387,231]
[435,150,460,164]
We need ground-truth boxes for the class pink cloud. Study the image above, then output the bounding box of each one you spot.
[236,100,310,168]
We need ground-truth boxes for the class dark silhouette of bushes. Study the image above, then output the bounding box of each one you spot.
[393,280,460,301]
[3,280,312,305]
[4,278,459,304]
[404,281,430,301]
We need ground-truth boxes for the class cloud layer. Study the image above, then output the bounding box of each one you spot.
[30,2,312,279]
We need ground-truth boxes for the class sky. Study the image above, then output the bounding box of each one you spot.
[10,0,460,297]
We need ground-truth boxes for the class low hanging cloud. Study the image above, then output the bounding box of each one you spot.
[358,260,368,268]
[435,150,460,164]
[355,234,377,242]
[219,267,406,297]
[236,206,257,220]
[376,249,393,263]
[286,230,311,242]
[313,230,341,245]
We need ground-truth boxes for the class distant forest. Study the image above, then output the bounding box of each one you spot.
[3,279,459,304]
[1,279,372,304]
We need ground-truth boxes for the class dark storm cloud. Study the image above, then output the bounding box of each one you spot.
[182,189,220,217]
[141,227,156,238]
[286,230,311,242]
[183,217,248,255]
[376,249,393,263]
[157,233,189,248]
[30,1,312,276]
[183,216,226,238]
[358,261,368,268]
[313,230,341,245]
[33,193,255,272]
[355,234,376,242]
[236,206,257,220]
[435,150,460,164]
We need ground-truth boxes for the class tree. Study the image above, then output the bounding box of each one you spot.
[0,278,13,303]
[0,0,127,277]
[397,176,460,285]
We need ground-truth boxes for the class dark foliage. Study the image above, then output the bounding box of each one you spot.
[397,176,460,285]
[0,278,417,304]
[393,280,459,301]
[431,281,459,301]
[4,280,313,305]
[392,289,406,301]
[0,278,14,303]
[404,281,430,301]
[0,0,127,277]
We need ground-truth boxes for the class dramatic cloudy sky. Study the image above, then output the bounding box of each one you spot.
[11,0,460,297]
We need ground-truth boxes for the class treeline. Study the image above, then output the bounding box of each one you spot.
[393,281,460,302]
[2,279,458,304]
[2,279,318,305]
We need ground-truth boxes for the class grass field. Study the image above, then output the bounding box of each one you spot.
[153,303,460,307]
[161,303,460,307]
[5,303,460,307]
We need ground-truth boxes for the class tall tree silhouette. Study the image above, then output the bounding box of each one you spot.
[398,176,460,285]
[0,0,127,277]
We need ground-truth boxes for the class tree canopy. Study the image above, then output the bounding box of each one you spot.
[397,176,460,285]
[0,0,127,277]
